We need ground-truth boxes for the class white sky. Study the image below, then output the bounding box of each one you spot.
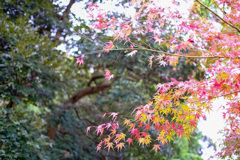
[58,0,228,159]
[198,98,226,160]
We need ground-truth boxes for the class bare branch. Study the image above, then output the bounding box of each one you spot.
[87,74,105,86]
[67,82,112,104]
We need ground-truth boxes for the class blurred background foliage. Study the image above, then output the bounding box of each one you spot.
[0,0,205,159]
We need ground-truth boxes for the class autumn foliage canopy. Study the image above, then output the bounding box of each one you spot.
[84,0,240,158]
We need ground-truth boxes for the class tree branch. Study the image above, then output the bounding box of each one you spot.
[196,0,240,33]
[67,82,112,104]
[87,74,104,86]
[83,48,238,59]
[54,0,76,41]
[47,79,114,139]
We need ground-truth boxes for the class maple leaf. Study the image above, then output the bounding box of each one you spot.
[96,142,102,152]
[141,132,148,138]
[110,128,116,135]
[144,124,151,131]
[75,57,84,66]
[121,133,126,141]
[176,41,188,51]
[86,126,91,135]
[126,138,133,146]
[129,123,135,129]
[104,41,114,52]
[95,125,104,136]
[104,69,114,80]
[115,134,122,143]
[102,113,107,119]
[154,124,162,131]
[189,119,197,127]
[105,122,112,130]
[109,112,118,121]
[155,36,163,45]
[152,144,161,153]
[116,142,125,151]
[103,136,111,143]
[138,137,145,146]
[176,129,183,137]
[159,60,167,66]
[130,128,138,135]
[138,122,143,128]
[123,119,130,126]
[105,142,114,152]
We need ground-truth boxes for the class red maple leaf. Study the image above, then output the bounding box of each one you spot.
[126,138,133,146]
[176,129,183,137]
[189,119,197,127]
[144,124,151,131]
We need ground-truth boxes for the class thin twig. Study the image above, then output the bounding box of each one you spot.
[83,47,238,59]
[196,0,240,33]
[74,30,106,47]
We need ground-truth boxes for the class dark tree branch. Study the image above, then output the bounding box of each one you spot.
[67,81,112,104]
[87,74,105,86]
[47,79,114,139]
[54,0,76,41]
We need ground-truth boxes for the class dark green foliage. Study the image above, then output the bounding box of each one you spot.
[0,105,51,160]
[0,8,65,159]
[0,16,65,106]
[0,0,62,35]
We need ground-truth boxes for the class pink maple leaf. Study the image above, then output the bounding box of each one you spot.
[86,126,91,135]
[96,142,102,152]
[104,69,114,80]
[154,36,163,45]
[104,41,114,51]
[109,112,118,121]
[130,45,134,50]
[95,125,104,136]
[105,122,112,130]
[76,57,84,66]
